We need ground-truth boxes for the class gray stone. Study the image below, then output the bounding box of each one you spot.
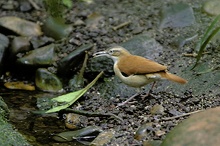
[9,36,31,60]
[0,16,42,36]
[57,44,93,76]
[35,68,63,92]
[203,0,220,16]
[161,107,220,146]
[43,16,73,40]
[0,33,9,75]
[16,44,57,66]
[159,3,195,29]
[0,97,30,145]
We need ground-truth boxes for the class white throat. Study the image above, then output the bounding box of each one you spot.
[108,55,119,64]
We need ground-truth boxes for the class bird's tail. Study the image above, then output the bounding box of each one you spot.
[160,72,187,84]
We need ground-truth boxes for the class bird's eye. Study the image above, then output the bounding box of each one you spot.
[109,50,114,54]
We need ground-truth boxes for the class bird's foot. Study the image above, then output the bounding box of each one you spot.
[141,82,155,100]
[141,90,152,100]
[116,93,139,107]
[140,93,150,100]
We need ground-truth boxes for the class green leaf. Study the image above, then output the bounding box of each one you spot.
[192,27,220,69]
[192,14,220,69]
[45,103,71,114]
[200,14,220,46]
[45,71,103,113]
[51,89,84,103]
[62,0,73,8]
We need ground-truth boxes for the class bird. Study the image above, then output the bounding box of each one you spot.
[93,46,187,106]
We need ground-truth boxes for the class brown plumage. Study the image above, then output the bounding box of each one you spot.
[93,46,187,86]
[158,71,187,84]
[117,54,187,85]
[93,46,187,106]
[118,55,167,75]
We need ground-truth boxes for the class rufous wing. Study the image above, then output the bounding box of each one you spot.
[118,55,167,75]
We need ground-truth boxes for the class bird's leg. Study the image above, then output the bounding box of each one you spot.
[116,92,139,107]
[141,81,156,100]
[149,81,156,94]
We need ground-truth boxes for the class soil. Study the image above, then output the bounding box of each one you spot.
[0,0,220,146]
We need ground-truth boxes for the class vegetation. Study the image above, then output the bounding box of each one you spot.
[193,14,220,69]
[45,72,103,113]
[44,0,73,18]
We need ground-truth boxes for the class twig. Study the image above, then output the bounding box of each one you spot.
[28,0,41,10]
[63,108,123,121]
[182,53,197,57]
[76,51,88,86]
[182,52,210,57]
[112,21,131,30]
[185,34,198,42]
[162,110,203,121]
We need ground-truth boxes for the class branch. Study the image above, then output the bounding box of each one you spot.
[162,110,203,121]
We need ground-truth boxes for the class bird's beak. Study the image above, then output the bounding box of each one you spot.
[93,51,108,58]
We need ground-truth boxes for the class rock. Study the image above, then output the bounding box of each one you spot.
[132,27,144,35]
[134,122,153,141]
[19,0,32,12]
[203,0,220,16]
[35,68,63,92]
[9,36,31,60]
[90,130,115,146]
[0,16,42,36]
[73,19,85,26]
[0,96,10,119]
[150,104,165,115]
[1,1,18,10]
[161,107,220,146]
[121,33,164,60]
[69,38,82,46]
[43,16,73,40]
[53,126,102,142]
[65,113,81,129]
[30,36,54,49]
[159,3,195,29]
[4,82,35,91]
[168,109,182,116]
[155,130,165,137]
[86,12,104,31]
[87,55,113,75]
[0,96,30,145]
[0,33,9,75]
[16,44,57,66]
[57,44,93,76]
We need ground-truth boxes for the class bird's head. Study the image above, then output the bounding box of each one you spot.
[93,46,130,63]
